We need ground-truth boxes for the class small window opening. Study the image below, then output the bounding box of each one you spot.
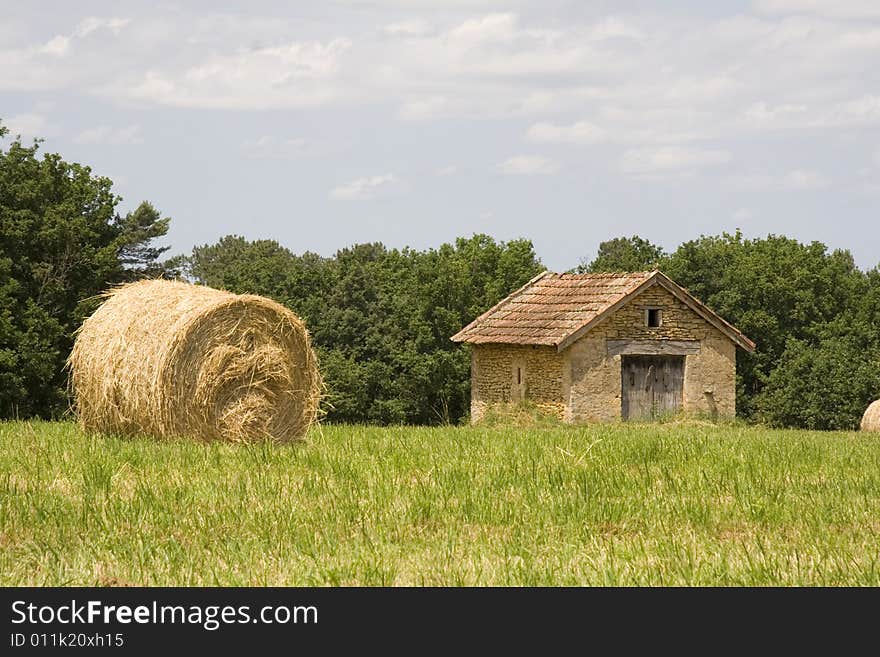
[517,367,522,385]
[647,308,662,328]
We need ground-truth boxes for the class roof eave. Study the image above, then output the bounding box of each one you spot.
[449,269,551,343]
[451,269,756,354]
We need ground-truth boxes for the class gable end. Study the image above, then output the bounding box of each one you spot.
[556,273,755,353]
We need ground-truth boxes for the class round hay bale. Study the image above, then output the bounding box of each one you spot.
[861,399,880,432]
[69,279,322,443]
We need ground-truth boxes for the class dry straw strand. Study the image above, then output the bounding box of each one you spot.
[69,279,322,443]
[861,399,880,432]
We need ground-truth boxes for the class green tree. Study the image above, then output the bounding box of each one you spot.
[757,267,880,429]
[182,233,543,424]
[181,235,331,323]
[114,201,171,278]
[663,231,865,418]
[577,235,666,273]
[757,335,880,430]
[0,122,171,417]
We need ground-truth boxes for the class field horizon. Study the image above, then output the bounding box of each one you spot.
[1,420,878,586]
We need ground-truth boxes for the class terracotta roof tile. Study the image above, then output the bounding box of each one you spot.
[450,270,756,352]
[451,271,652,347]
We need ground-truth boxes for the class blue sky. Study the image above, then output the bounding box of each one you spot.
[2,0,878,270]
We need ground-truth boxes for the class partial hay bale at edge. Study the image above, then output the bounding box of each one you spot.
[69,279,322,443]
[861,400,880,432]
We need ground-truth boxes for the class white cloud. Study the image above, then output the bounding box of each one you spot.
[782,169,830,189]
[2,6,876,270]
[74,17,131,39]
[838,95,880,123]
[380,12,611,113]
[589,17,643,41]
[497,155,559,175]
[526,120,605,144]
[663,76,742,104]
[735,96,880,134]
[435,165,458,176]
[5,112,58,139]
[744,101,808,123]
[398,96,451,121]
[5,6,875,147]
[726,172,776,190]
[36,17,129,59]
[3,7,880,161]
[619,147,732,177]
[384,19,431,37]
[448,13,518,43]
[126,38,352,109]
[837,28,880,49]
[241,136,308,159]
[330,173,399,200]
[73,124,143,145]
[38,36,70,57]
[0,15,132,91]
[753,0,880,19]
[128,72,175,99]
[726,169,831,190]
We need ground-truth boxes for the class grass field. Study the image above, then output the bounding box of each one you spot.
[1,420,878,586]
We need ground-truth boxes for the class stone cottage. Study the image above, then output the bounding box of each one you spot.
[451,270,755,423]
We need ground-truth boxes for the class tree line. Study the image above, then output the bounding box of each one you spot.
[0,124,169,418]
[579,235,880,429]
[2,124,879,429]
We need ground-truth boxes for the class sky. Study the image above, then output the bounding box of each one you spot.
[2,0,879,271]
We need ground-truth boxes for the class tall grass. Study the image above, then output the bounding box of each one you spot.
[1,421,878,585]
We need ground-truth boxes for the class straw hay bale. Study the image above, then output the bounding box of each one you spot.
[69,280,322,443]
[861,400,880,432]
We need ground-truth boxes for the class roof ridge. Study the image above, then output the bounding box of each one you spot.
[555,270,655,278]
[450,269,755,353]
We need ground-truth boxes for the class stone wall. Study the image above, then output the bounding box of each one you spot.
[565,283,737,422]
[564,331,620,423]
[467,282,739,424]
[470,344,565,422]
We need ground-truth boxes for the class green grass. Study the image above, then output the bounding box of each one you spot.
[1,420,878,585]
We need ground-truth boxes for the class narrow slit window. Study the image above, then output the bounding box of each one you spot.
[517,367,522,385]
[647,308,662,328]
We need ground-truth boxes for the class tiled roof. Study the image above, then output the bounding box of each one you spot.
[450,270,756,352]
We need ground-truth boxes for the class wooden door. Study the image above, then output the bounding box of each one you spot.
[621,355,684,420]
